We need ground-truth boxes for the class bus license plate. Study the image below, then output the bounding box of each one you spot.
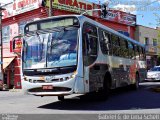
[42,85,53,90]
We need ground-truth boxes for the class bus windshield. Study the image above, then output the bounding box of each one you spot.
[23,27,78,69]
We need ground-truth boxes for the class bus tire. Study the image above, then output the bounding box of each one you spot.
[58,96,64,101]
[98,73,111,100]
[132,73,139,90]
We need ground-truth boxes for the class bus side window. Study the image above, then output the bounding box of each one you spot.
[87,34,97,55]
[128,42,134,59]
[111,34,120,56]
[82,23,98,66]
[135,45,140,60]
[119,38,128,58]
[99,29,111,55]
[140,47,145,60]
[143,48,146,60]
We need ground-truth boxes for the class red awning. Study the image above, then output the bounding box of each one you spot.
[3,57,15,69]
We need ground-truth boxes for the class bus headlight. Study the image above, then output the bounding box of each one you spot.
[70,71,77,78]
[61,71,77,81]
[23,76,27,81]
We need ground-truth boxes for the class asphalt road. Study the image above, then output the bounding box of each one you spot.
[0,82,160,120]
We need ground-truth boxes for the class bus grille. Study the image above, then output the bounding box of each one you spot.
[28,87,71,92]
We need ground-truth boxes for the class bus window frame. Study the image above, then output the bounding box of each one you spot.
[98,28,112,55]
[134,44,140,60]
[119,37,128,58]
[128,41,135,59]
[82,22,99,66]
[111,33,120,56]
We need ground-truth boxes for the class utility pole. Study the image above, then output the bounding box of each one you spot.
[49,0,53,17]
[0,4,5,84]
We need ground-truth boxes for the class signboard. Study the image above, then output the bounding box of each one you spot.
[46,0,135,26]
[2,0,136,27]
[2,3,13,19]
[13,0,41,15]
[12,36,23,53]
[2,0,41,19]
[46,0,100,16]
[2,23,19,44]
[104,10,136,26]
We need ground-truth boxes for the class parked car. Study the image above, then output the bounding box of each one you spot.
[145,66,160,81]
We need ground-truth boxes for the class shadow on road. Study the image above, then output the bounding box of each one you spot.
[38,85,160,111]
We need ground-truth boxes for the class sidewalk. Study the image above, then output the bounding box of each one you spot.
[9,88,22,92]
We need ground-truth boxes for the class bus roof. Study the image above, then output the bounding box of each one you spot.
[26,14,145,48]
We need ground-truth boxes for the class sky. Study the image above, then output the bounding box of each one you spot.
[0,0,160,29]
[0,0,12,4]
[88,0,160,28]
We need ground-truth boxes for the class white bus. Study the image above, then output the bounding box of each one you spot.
[21,15,146,100]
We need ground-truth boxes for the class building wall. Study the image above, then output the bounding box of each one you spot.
[136,25,158,45]
[135,25,159,69]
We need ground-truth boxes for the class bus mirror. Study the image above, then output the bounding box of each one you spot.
[22,51,24,63]
[22,40,27,63]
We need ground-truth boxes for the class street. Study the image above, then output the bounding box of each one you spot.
[0,82,160,115]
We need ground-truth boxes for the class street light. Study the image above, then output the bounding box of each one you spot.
[0,4,5,84]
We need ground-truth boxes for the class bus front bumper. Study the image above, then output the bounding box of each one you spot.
[26,83,74,96]
[22,75,85,96]
[28,90,74,96]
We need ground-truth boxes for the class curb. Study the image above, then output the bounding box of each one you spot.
[9,89,22,92]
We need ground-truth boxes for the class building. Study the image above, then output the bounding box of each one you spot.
[2,0,48,89]
[2,0,137,89]
[135,25,160,69]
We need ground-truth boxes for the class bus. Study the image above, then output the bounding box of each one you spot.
[21,15,146,101]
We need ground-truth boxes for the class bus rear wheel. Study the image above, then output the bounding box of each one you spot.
[132,73,139,90]
[58,96,64,101]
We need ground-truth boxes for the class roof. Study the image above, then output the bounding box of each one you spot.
[136,24,157,30]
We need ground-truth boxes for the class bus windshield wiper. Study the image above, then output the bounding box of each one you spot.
[22,39,28,64]
[36,31,42,42]
[36,32,45,60]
